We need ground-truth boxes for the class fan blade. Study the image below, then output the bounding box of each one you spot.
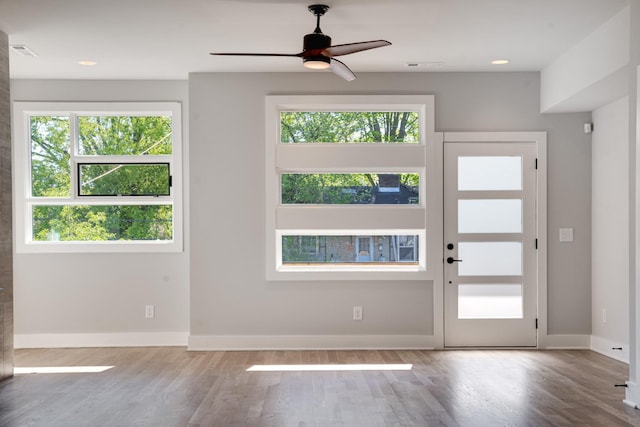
[322,40,391,57]
[330,58,356,81]
[210,52,303,57]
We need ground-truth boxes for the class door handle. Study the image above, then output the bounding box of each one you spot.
[446,257,462,264]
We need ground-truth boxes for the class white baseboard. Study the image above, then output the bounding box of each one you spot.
[187,334,437,351]
[590,335,628,363]
[538,334,590,349]
[17,333,616,355]
[625,381,640,409]
[14,332,188,349]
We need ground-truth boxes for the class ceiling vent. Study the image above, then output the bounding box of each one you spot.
[10,45,38,57]
[405,62,444,68]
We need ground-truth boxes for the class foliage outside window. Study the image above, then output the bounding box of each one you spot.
[267,95,435,280]
[14,102,183,252]
[78,163,171,196]
[280,111,420,143]
[281,173,419,205]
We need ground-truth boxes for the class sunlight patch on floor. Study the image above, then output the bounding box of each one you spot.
[14,366,114,374]
[247,363,412,372]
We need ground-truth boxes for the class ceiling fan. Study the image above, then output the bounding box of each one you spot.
[210,4,391,81]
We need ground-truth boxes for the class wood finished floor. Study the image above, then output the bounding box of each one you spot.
[0,348,638,426]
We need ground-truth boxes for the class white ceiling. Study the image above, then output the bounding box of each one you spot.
[0,0,629,80]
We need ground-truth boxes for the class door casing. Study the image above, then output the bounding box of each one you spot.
[434,132,547,349]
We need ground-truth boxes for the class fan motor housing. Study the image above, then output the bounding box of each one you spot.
[303,32,331,53]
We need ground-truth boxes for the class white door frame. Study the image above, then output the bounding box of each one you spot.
[435,131,547,348]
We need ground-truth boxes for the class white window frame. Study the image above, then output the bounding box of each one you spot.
[265,95,441,281]
[13,101,183,253]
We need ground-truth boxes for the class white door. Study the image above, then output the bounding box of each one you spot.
[444,141,538,347]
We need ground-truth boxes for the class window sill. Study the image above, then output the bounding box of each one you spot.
[16,239,183,254]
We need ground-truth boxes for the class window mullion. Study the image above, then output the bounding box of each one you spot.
[69,112,79,200]
[74,154,170,164]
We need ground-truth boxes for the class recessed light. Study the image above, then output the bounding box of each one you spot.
[491,59,509,65]
[77,60,97,66]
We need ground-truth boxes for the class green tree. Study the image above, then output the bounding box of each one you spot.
[280,111,419,143]
[280,111,420,204]
[279,111,420,262]
[30,116,71,197]
[30,115,174,242]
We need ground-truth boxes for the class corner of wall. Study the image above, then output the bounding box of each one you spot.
[590,335,629,363]
[540,5,630,113]
[539,334,590,349]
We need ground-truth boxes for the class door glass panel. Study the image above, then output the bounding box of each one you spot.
[458,199,522,233]
[458,156,522,190]
[458,284,523,319]
[458,242,522,276]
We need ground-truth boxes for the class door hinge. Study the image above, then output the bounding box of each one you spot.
[535,158,538,169]
[535,238,538,249]
[535,318,539,329]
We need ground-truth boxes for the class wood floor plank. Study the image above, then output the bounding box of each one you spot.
[0,348,638,426]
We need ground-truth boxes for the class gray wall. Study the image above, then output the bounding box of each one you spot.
[10,80,190,340]
[8,72,592,345]
[189,72,592,340]
[0,31,12,379]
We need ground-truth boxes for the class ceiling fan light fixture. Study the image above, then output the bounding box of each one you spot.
[210,4,390,81]
[303,56,330,69]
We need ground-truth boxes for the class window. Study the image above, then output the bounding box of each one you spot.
[13,102,183,252]
[266,95,439,280]
[281,234,419,265]
[281,173,420,205]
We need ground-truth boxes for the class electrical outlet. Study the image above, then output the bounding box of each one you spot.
[145,305,155,319]
[353,306,363,321]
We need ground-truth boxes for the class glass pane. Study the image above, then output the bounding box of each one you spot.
[78,116,172,155]
[458,156,522,191]
[282,235,418,264]
[30,116,71,197]
[79,163,170,196]
[458,199,522,233]
[458,242,522,276]
[280,112,420,143]
[281,173,419,204]
[398,235,417,261]
[32,205,173,241]
[458,284,523,319]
